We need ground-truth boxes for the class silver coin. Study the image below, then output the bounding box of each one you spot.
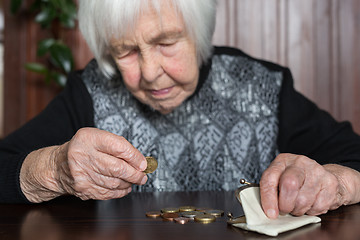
[181,211,204,219]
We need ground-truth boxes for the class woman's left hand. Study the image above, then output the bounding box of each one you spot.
[260,153,360,218]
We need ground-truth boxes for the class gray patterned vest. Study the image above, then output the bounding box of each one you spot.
[82,52,283,192]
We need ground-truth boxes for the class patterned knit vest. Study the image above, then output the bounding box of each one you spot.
[82,52,283,192]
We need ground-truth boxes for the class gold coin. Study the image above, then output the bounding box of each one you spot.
[179,206,197,212]
[227,216,246,225]
[195,207,211,212]
[204,209,224,217]
[143,156,158,174]
[145,211,161,218]
[161,207,179,213]
[194,214,216,224]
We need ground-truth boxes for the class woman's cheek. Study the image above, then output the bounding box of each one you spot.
[122,70,141,89]
[164,55,186,75]
[116,61,141,88]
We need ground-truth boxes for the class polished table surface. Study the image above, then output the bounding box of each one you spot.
[1,191,360,240]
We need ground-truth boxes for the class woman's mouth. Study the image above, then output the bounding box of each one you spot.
[150,86,174,97]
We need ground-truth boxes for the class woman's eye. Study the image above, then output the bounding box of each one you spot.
[159,43,175,47]
[159,42,178,55]
[125,49,138,56]
[117,49,138,59]
[160,43,173,47]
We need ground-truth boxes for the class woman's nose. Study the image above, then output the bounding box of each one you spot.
[140,51,163,82]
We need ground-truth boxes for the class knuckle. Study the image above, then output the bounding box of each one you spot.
[308,207,327,216]
[98,188,111,196]
[307,204,328,216]
[296,194,311,207]
[281,175,300,191]
[292,204,311,216]
[108,179,122,189]
[312,166,326,176]
[274,153,288,162]
[112,162,128,178]
[292,209,307,216]
[74,127,92,140]
[102,189,129,200]
[279,203,292,214]
[127,170,142,183]
[294,155,317,168]
[116,190,128,199]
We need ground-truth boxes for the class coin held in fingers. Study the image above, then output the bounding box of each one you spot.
[143,156,158,174]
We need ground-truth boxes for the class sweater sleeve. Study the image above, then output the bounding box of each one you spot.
[277,68,360,171]
[0,71,94,203]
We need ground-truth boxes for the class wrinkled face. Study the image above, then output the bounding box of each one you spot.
[109,4,199,114]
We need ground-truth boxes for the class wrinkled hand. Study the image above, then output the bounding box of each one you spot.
[20,127,148,202]
[259,153,353,218]
[55,128,148,200]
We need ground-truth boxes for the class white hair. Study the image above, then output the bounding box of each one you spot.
[78,0,217,78]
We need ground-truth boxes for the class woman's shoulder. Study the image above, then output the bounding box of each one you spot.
[212,46,287,73]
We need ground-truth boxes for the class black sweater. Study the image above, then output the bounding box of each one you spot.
[1,47,360,203]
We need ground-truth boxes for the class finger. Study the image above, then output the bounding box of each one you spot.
[291,180,320,216]
[278,166,305,214]
[305,188,332,215]
[260,162,286,219]
[91,151,148,185]
[75,185,132,201]
[99,132,147,171]
[91,172,133,190]
[306,175,340,215]
[77,128,147,171]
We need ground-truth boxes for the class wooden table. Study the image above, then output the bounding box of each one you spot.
[1,191,359,240]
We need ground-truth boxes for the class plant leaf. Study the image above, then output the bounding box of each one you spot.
[49,42,74,73]
[59,0,77,28]
[49,0,62,9]
[37,38,56,56]
[51,71,67,87]
[59,14,76,29]
[10,0,24,14]
[35,7,56,28]
[29,0,43,12]
[25,63,48,74]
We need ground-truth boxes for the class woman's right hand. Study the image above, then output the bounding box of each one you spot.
[20,128,148,203]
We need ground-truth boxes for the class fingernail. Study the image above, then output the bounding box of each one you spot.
[127,187,132,194]
[267,209,277,219]
[141,175,147,185]
[139,160,147,171]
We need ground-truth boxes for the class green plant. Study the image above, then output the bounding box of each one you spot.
[11,0,77,87]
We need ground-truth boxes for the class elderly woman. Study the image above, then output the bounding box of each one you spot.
[1,0,360,219]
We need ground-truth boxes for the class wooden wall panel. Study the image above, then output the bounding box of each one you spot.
[287,0,315,99]
[3,0,28,136]
[330,0,340,118]
[212,0,360,134]
[3,0,360,136]
[262,0,278,61]
[337,0,360,132]
[314,0,332,112]
[3,0,92,137]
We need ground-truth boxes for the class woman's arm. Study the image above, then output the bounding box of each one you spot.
[20,128,148,203]
[0,71,93,203]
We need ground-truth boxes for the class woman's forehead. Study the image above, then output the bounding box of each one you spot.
[109,4,185,45]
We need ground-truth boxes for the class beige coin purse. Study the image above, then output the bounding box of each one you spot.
[232,183,321,237]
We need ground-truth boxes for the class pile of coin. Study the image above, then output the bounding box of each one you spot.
[145,206,224,224]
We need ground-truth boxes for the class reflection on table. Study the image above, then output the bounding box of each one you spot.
[0,191,359,240]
